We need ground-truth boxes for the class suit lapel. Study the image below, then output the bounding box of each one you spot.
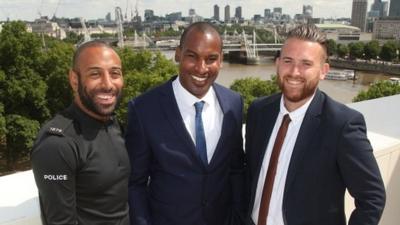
[158,78,204,166]
[284,90,324,195]
[207,84,231,167]
[249,95,280,206]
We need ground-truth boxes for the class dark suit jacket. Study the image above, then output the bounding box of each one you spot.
[245,90,385,225]
[125,77,245,225]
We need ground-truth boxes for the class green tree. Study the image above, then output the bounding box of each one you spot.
[38,41,75,115]
[353,80,400,102]
[5,115,39,170]
[230,77,280,120]
[326,39,337,56]
[0,101,6,172]
[155,28,182,37]
[364,40,380,61]
[4,68,49,121]
[0,21,43,74]
[0,21,50,122]
[115,48,177,126]
[379,41,398,62]
[118,48,154,72]
[63,31,83,44]
[348,42,365,59]
[337,44,349,58]
[0,21,49,172]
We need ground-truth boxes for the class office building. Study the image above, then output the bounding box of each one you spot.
[303,5,313,18]
[264,9,271,18]
[105,12,111,22]
[144,9,154,21]
[225,5,230,22]
[383,2,389,16]
[273,7,282,14]
[389,0,400,16]
[214,4,220,21]
[189,8,196,16]
[351,0,368,32]
[166,12,182,22]
[235,6,242,20]
[371,0,388,17]
[373,17,400,39]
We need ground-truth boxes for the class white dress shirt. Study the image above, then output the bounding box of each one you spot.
[251,94,315,225]
[172,77,223,163]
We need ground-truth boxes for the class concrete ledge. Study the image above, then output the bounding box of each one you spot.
[0,170,42,225]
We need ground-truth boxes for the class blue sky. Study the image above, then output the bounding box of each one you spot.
[1,0,360,21]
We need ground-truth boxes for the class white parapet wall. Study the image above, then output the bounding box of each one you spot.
[345,94,400,225]
[0,94,399,225]
[0,170,42,225]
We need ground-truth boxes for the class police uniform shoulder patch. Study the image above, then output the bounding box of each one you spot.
[45,113,73,137]
[47,126,64,136]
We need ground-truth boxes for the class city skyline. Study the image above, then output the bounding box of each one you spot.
[2,0,360,21]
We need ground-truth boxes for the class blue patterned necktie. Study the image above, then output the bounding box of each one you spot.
[194,101,208,165]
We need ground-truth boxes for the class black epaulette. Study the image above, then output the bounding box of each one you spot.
[45,113,74,137]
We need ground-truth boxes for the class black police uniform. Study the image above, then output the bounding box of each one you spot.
[31,103,130,225]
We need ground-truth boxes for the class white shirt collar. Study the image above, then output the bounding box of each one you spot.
[173,76,217,108]
[279,92,316,123]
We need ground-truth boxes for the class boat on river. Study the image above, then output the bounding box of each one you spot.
[389,77,400,84]
[325,69,355,81]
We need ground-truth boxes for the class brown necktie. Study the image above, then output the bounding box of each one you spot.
[257,114,291,225]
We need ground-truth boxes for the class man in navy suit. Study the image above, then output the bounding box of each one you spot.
[125,22,245,225]
[245,24,385,225]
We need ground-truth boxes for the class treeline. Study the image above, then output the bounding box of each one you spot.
[327,39,400,62]
[353,80,400,102]
[326,39,400,101]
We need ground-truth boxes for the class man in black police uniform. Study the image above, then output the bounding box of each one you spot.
[31,40,130,225]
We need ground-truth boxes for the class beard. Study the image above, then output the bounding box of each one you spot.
[277,74,319,103]
[77,78,122,117]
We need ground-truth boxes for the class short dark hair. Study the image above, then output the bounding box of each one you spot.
[286,24,328,60]
[179,22,223,51]
[72,40,114,72]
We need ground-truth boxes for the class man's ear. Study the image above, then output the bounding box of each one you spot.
[69,69,78,93]
[320,63,330,80]
[175,47,181,62]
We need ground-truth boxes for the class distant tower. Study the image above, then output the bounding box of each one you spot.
[105,12,112,22]
[389,0,400,16]
[273,7,282,14]
[225,5,230,22]
[351,0,368,32]
[264,9,271,18]
[382,1,389,17]
[189,8,196,16]
[144,9,154,21]
[303,5,313,18]
[235,6,242,20]
[214,4,220,21]
[371,0,386,17]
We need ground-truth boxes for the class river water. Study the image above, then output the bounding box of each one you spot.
[162,51,392,104]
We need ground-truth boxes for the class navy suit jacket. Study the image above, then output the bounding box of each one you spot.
[245,90,385,225]
[125,77,245,225]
